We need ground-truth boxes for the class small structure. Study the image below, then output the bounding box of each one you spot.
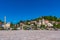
[20,23,25,30]
[6,22,10,29]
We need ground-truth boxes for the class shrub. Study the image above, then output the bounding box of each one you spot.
[23,26,31,30]
[40,25,46,30]
[0,27,4,30]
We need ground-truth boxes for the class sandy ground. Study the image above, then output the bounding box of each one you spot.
[0,30,60,40]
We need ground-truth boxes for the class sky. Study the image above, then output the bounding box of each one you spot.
[0,0,60,23]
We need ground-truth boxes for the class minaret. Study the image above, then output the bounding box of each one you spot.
[4,16,6,29]
[4,16,6,24]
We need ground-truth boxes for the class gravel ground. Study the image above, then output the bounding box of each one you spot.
[0,30,60,40]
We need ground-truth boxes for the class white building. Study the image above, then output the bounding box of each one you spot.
[47,23,53,27]
[6,22,10,29]
[42,19,45,25]
[37,20,41,27]
[2,22,10,29]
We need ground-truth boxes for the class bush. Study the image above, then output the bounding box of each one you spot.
[40,25,46,30]
[53,24,60,29]
[11,26,17,30]
[23,26,31,30]
[56,24,60,29]
[0,27,4,30]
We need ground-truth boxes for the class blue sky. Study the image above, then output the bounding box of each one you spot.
[0,0,60,23]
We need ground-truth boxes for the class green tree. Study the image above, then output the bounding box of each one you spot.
[42,16,57,21]
[25,20,30,25]
[53,23,60,30]
[10,23,17,30]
